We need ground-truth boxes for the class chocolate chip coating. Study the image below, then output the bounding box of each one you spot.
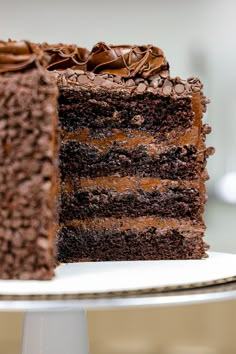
[0,68,58,280]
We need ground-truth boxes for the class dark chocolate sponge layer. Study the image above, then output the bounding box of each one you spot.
[60,187,202,221]
[60,141,203,180]
[57,226,207,262]
[58,89,194,133]
[0,69,58,280]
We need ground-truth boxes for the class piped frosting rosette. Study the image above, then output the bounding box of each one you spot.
[44,41,169,79]
[0,40,48,73]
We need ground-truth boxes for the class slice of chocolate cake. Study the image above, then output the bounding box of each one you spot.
[43,42,214,262]
[0,39,214,280]
[0,41,58,279]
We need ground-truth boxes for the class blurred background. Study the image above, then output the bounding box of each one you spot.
[1,0,236,353]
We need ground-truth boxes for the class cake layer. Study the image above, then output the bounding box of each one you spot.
[0,68,58,280]
[60,177,204,221]
[58,87,194,133]
[60,140,206,180]
[57,216,207,262]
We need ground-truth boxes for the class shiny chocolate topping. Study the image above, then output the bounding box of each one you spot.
[87,42,169,78]
[44,41,169,79]
[0,40,48,73]
[42,43,90,71]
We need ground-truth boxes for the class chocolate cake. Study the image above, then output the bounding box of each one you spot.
[0,40,214,279]
[42,42,214,262]
[0,41,58,279]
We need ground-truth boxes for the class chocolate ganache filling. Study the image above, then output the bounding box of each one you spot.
[44,41,169,79]
[0,40,48,73]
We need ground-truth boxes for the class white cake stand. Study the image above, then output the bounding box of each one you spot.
[1,252,236,354]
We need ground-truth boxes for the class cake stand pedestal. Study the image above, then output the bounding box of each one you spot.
[22,310,89,354]
[1,252,236,354]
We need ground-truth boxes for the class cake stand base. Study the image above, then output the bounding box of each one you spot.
[21,310,89,354]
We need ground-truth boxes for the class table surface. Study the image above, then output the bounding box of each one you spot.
[1,252,236,311]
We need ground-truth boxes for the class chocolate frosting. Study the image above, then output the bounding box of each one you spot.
[87,42,169,78]
[44,42,169,79]
[0,40,48,73]
[42,43,90,71]
[0,40,169,79]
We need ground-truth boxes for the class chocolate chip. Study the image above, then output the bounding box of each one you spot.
[74,69,85,75]
[93,76,104,86]
[135,78,145,84]
[160,70,169,78]
[19,272,33,280]
[4,229,13,241]
[68,75,77,82]
[136,83,146,93]
[24,228,36,241]
[146,87,155,94]
[126,79,135,87]
[42,181,51,191]
[37,237,49,249]
[12,219,21,229]
[202,124,212,134]
[131,115,145,126]
[192,86,201,93]
[101,80,113,89]
[162,80,173,95]
[51,71,60,79]
[87,72,95,80]
[175,84,185,94]
[113,76,122,84]
[201,97,210,105]
[77,75,89,84]
[206,146,215,156]
[61,76,67,86]
[42,162,52,177]
[65,68,75,78]
[202,170,210,180]
[12,232,23,248]
[150,77,162,88]
[5,254,14,264]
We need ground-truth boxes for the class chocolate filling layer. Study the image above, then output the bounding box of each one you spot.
[64,216,205,231]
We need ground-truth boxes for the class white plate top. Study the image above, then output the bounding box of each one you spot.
[0,252,236,296]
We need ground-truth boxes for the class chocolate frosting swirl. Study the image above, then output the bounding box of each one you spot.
[42,43,90,71]
[87,42,169,78]
[0,40,169,79]
[0,40,48,73]
[44,42,169,79]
